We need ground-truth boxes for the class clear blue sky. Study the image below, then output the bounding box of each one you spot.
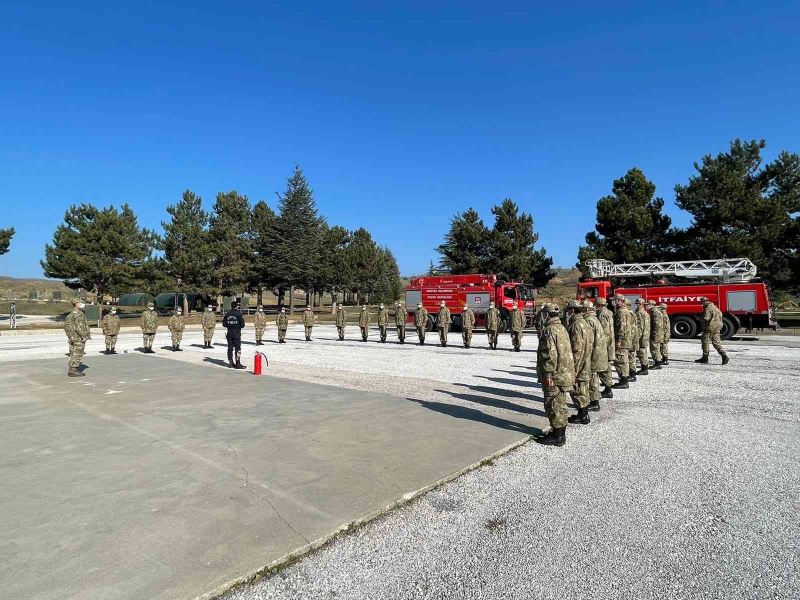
[1,1,798,278]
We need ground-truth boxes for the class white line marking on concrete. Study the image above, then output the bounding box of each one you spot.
[104,390,123,395]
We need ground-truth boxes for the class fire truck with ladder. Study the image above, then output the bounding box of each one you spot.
[577,258,777,340]
[405,274,535,332]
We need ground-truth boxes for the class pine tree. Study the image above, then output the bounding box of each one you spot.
[674,139,800,290]
[208,191,252,295]
[250,200,280,304]
[486,199,555,287]
[273,166,322,311]
[577,167,673,274]
[436,208,489,273]
[0,227,14,255]
[345,228,381,302]
[42,204,156,298]
[162,190,213,293]
[318,224,352,304]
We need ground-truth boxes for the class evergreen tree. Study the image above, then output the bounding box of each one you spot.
[436,208,489,273]
[162,190,213,292]
[250,200,280,303]
[486,199,555,287]
[674,139,800,290]
[0,227,14,255]
[346,228,381,302]
[319,224,352,303]
[208,190,252,295]
[273,166,323,310]
[42,204,156,298]
[576,167,673,274]
[377,247,403,303]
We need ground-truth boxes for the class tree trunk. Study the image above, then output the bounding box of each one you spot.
[289,285,295,314]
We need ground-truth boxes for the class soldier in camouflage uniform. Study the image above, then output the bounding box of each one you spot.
[509,302,525,352]
[635,299,651,375]
[168,308,185,351]
[395,301,407,343]
[302,306,315,341]
[659,303,671,364]
[101,306,120,354]
[535,303,575,447]
[377,303,389,343]
[359,305,370,341]
[201,305,216,348]
[437,301,450,347]
[625,298,639,381]
[647,300,663,369]
[595,297,615,398]
[335,303,347,341]
[140,302,159,353]
[583,299,608,411]
[485,301,500,350]
[414,303,428,345]
[253,305,267,345]
[64,298,91,377]
[565,300,592,425]
[461,303,475,348]
[697,297,729,364]
[277,307,288,343]
[612,295,635,389]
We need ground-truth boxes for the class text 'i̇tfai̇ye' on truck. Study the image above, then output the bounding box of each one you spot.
[577,258,777,340]
[404,274,535,332]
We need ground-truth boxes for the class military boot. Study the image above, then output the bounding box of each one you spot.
[67,367,84,378]
[612,377,629,389]
[568,407,590,425]
[721,353,729,365]
[628,372,637,382]
[695,354,709,364]
[588,399,601,411]
[637,366,649,375]
[650,361,662,370]
[535,427,566,447]
[601,386,614,398]
[235,361,246,370]
[176,345,182,352]
[661,358,669,365]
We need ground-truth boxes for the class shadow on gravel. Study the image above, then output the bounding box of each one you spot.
[442,387,546,416]
[408,397,542,436]
[203,357,231,368]
[492,369,537,379]
[454,383,544,404]
[476,375,542,389]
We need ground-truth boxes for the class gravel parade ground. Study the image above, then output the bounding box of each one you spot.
[1,324,798,599]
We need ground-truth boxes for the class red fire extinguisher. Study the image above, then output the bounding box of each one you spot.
[253,351,268,375]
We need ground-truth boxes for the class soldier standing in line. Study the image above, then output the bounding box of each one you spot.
[168,308,185,351]
[461,303,475,348]
[659,303,671,364]
[253,305,267,345]
[101,306,120,354]
[697,297,729,364]
[222,300,246,368]
[64,298,91,377]
[302,305,315,341]
[486,301,500,350]
[414,303,428,345]
[647,300,663,369]
[535,303,575,447]
[625,298,639,381]
[509,301,525,352]
[359,305,370,341]
[595,297,615,398]
[201,305,216,349]
[635,299,651,375]
[565,300,592,425]
[276,307,288,343]
[583,299,607,411]
[377,303,389,343]
[140,302,158,353]
[437,301,450,347]
[394,301,407,343]
[335,303,347,341]
[612,295,634,389]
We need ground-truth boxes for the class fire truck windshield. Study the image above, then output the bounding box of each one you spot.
[516,286,532,300]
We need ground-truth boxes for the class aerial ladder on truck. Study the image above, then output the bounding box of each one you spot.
[586,258,757,282]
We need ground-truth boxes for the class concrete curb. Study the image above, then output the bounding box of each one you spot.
[192,435,533,600]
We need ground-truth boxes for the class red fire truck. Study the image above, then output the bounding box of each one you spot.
[577,258,777,340]
[404,274,535,331]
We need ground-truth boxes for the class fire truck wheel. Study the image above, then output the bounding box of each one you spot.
[671,315,697,339]
[497,318,509,333]
[720,315,738,340]
[425,315,437,332]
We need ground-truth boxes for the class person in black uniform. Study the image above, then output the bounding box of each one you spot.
[222,300,246,369]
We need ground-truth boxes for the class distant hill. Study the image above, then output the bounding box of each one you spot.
[0,276,76,301]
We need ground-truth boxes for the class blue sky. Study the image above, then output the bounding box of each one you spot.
[1,1,798,278]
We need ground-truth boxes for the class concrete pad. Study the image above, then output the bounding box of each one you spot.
[0,354,530,600]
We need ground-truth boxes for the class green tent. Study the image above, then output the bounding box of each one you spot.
[118,293,153,307]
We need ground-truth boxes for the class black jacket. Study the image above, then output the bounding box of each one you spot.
[223,309,245,336]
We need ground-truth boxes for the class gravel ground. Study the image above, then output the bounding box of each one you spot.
[3,325,798,599]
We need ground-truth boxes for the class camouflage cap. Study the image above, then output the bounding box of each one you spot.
[565,299,583,310]
[646,299,656,306]
[624,298,632,306]
[147,302,154,308]
[581,299,594,309]
[700,296,709,303]
[72,298,82,306]
[659,302,668,309]
[544,302,561,314]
